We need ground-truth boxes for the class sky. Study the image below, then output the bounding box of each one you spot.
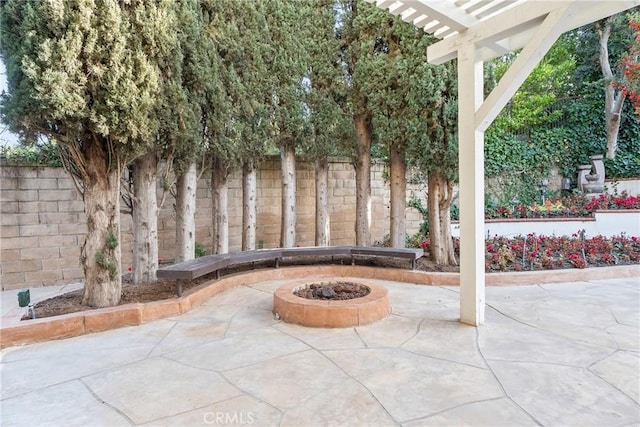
[0,59,20,147]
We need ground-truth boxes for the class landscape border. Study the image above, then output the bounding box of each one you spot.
[2,264,638,349]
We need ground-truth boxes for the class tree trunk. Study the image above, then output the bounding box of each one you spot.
[354,113,372,246]
[131,151,158,284]
[211,156,229,254]
[81,138,122,308]
[597,17,627,159]
[315,157,330,246]
[242,160,257,251]
[427,172,457,265]
[175,162,197,262]
[280,143,297,248]
[389,146,406,248]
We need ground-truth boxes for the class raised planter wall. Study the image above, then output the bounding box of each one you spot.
[605,178,640,196]
[452,210,640,239]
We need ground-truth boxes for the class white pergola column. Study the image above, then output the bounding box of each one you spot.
[457,43,485,326]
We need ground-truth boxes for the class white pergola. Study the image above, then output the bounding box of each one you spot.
[368,0,640,325]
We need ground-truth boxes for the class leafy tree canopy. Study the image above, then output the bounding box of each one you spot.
[485,14,640,207]
[1,0,164,163]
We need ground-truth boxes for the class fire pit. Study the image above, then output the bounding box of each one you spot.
[273,277,390,328]
[294,281,371,300]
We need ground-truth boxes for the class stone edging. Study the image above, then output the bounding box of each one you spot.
[2,264,638,349]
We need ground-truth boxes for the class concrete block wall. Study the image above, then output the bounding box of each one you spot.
[1,157,428,290]
[1,166,86,290]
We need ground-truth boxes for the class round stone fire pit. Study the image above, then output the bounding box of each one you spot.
[273,278,390,328]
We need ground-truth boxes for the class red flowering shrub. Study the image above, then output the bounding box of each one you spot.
[617,11,640,120]
[482,232,639,271]
[409,231,639,271]
[485,192,640,219]
[584,192,640,211]
[567,253,587,269]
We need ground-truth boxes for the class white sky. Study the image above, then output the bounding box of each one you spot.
[0,59,20,147]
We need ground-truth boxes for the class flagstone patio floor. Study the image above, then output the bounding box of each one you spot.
[1,275,638,426]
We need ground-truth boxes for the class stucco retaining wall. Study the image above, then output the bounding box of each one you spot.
[451,210,640,239]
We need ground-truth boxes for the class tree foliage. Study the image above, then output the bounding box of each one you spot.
[619,11,640,119]
[1,0,161,157]
[0,0,173,307]
[261,0,312,153]
[485,15,640,208]
[491,34,577,132]
[158,0,209,175]
[302,0,354,160]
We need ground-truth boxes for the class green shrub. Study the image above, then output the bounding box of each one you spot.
[0,142,62,167]
[194,242,207,258]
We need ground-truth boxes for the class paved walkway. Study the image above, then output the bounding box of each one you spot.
[1,276,638,426]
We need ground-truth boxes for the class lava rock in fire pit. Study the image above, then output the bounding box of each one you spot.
[313,285,336,299]
[294,281,371,300]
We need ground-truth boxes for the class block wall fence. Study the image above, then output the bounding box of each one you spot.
[1,157,428,290]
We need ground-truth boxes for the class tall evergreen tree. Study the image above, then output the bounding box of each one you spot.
[405,61,458,265]
[264,0,312,248]
[128,0,186,284]
[192,0,236,255]
[340,0,376,246]
[206,0,271,253]
[361,10,423,248]
[233,1,272,251]
[172,0,213,262]
[351,4,459,262]
[1,0,164,307]
[302,0,355,246]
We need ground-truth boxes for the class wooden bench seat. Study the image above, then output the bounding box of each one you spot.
[227,249,284,264]
[350,247,423,269]
[157,246,424,297]
[157,249,282,296]
[157,254,231,281]
[280,245,352,258]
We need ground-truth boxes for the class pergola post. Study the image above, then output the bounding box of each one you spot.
[370,0,640,327]
[457,43,485,326]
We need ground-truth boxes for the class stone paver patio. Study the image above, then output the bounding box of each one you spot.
[1,276,638,426]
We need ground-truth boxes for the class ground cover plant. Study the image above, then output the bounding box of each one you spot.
[407,189,640,271]
[483,233,640,271]
[411,233,639,272]
[484,191,640,219]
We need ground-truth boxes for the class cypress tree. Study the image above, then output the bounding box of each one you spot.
[1,0,166,306]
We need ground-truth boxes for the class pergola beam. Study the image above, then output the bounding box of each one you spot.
[428,1,560,63]
[409,0,478,31]
[370,0,478,34]
[428,0,640,64]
